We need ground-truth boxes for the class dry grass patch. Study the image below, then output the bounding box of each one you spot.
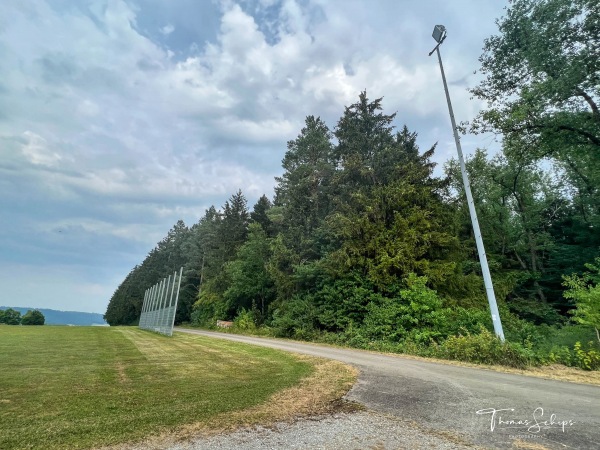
[390,353,600,386]
[327,346,600,386]
[105,357,359,450]
[511,438,553,449]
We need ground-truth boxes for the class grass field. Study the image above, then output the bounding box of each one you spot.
[0,326,354,450]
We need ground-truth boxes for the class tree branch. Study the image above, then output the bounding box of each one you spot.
[522,123,600,148]
[563,156,595,196]
[514,250,528,271]
[576,88,600,119]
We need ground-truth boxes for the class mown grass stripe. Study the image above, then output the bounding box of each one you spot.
[0,326,313,450]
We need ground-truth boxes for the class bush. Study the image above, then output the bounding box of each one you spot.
[573,342,600,370]
[362,274,444,344]
[191,292,229,327]
[434,307,492,338]
[546,341,600,370]
[546,345,573,366]
[501,310,544,348]
[270,296,318,338]
[233,308,256,331]
[563,257,600,346]
[433,327,536,369]
[0,308,21,325]
[507,297,564,325]
[535,324,596,353]
[21,310,45,325]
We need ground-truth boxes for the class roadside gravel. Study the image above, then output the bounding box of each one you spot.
[168,410,477,450]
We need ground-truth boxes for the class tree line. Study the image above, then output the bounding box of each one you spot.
[105,0,599,368]
[0,308,45,325]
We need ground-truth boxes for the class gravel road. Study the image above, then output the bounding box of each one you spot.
[175,328,600,450]
[170,411,477,450]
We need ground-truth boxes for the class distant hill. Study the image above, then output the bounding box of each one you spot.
[0,307,107,326]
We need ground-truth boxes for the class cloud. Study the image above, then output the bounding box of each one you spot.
[20,131,63,167]
[0,0,507,313]
[159,23,175,35]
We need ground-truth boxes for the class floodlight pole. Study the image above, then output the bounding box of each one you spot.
[429,26,505,341]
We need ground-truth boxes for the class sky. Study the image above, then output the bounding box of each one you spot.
[0,0,508,314]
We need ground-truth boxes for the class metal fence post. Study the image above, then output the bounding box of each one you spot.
[138,267,184,336]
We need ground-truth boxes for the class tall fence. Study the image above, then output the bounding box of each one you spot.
[139,267,183,336]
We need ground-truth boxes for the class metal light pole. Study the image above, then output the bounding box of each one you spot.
[429,25,505,341]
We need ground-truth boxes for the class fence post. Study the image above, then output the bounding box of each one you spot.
[169,267,184,336]
[138,267,183,336]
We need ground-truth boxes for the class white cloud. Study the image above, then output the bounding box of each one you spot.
[159,23,175,35]
[21,131,62,167]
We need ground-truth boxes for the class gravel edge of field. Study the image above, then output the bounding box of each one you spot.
[165,409,481,450]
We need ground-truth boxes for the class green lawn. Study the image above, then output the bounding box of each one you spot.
[0,326,313,449]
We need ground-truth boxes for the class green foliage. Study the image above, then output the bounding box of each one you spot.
[325,180,458,291]
[470,0,600,233]
[363,274,444,344]
[471,0,600,156]
[444,149,570,319]
[563,257,600,345]
[538,324,597,350]
[573,341,600,370]
[506,297,564,326]
[21,309,45,325]
[218,190,250,262]
[275,115,335,259]
[191,288,229,326]
[501,311,544,347]
[460,0,600,327]
[224,223,274,319]
[233,308,257,331]
[270,296,318,339]
[432,327,536,369]
[546,345,573,366]
[0,308,21,325]
[310,273,379,331]
[435,306,493,337]
[250,194,275,236]
[546,341,600,370]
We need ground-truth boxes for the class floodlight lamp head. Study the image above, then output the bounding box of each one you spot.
[432,25,447,43]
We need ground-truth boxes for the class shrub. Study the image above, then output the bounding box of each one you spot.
[191,292,229,326]
[434,327,536,369]
[0,308,21,325]
[233,308,256,331]
[270,296,318,338]
[362,274,444,343]
[21,310,45,325]
[535,324,596,354]
[547,345,573,366]
[563,257,600,346]
[573,342,600,370]
[501,310,544,348]
[434,307,492,338]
